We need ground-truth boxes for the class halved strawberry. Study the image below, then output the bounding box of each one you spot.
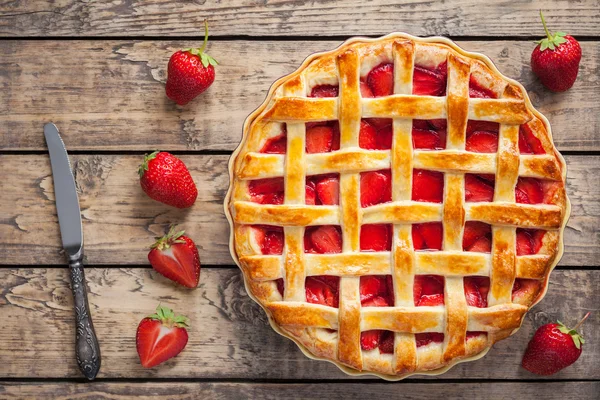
[310,85,339,98]
[466,120,500,135]
[315,176,339,205]
[465,174,495,202]
[519,124,545,155]
[360,81,374,98]
[367,63,394,97]
[360,224,392,252]
[464,276,490,308]
[466,131,498,153]
[463,221,492,251]
[412,222,443,251]
[412,169,444,203]
[359,120,378,150]
[305,276,339,307]
[137,305,189,368]
[305,180,317,205]
[469,77,497,99]
[413,63,447,96]
[516,177,544,204]
[306,125,333,153]
[148,226,201,288]
[379,331,395,353]
[361,330,382,351]
[360,170,392,207]
[261,134,287,154]
[415,333,444,347]
[414,275,445,306]
[309,225,342,254]
[412,128,442,150]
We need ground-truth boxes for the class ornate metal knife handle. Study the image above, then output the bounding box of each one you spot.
[68,251,101,380]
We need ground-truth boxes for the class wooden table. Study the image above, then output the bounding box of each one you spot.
[1,1,599,398]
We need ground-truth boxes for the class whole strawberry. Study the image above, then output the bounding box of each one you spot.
[522,312,590,375]
[166,20,218,105]
[137,304,189,368]
[148,225,201,288]
[138,151,197,208]
[531,11,581,92]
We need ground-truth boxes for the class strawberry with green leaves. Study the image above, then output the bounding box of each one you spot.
[137,305,189,368]
[522,313,590,375]
[166,20,218,105]
[531,11,581,92]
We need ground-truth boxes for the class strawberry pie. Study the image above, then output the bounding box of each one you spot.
[226,34,569,379]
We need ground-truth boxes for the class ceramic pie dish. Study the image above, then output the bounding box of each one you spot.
[224,33,570,380]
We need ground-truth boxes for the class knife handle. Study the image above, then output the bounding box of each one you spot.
[68,251,101,380]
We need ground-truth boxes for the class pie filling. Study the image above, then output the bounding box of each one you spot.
[247,61,552,357]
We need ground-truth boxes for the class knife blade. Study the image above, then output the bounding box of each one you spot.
[44,123,101,380]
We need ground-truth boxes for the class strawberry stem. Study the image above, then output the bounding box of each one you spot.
[540,10,553,41]
[573,312,591,331]
[199,20,209,54]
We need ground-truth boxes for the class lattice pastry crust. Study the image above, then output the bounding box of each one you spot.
[225,33,569,379]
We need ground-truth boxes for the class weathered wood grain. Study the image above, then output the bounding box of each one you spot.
[0,1,599,37]
[0,155,597,266]
[0,40,598,151]
[1,381,598,400]
[0,268,597,380]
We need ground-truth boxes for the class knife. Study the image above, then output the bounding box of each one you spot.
[44,123,101,380]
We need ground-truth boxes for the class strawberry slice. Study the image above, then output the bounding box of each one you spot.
[363,296,390,307]
[429,119,447,130]
[249,177,284,195]
[412,128,441,150]
[360,81,375,98]
[516,229,534,256]
[519,124,545,155]
[412,222,443,251]
[263,230,284,255]
[464,276,490,308]
[315,176,339,205]
[360,170,392,207]
[367,63,394,97]
[463,221,492,251]
[468,77,497,99]
[512,278,541,301]
[365,118,392,130]
[412,169,444,203]
[360,275,384,303]
[414,275,445,306]
[465,174,495,202]
[515,177,544,204]
[376,124,393,150]
[305,276,339,307]
[305,180,317,205]
[469,236,492,253]
[413,63,447,96]
[531,230,546,253]
[359,120,378,149]
[306,125,333,153]
[137,305,189,368]
[309,226,342,254]
[379,331,395,353]
[466,131,498,153]
[360,224,392,252]
[360,330,382,351]
[310,85,339,98]
[415,333,444,347]
[261,134,287,154]
[466,120,500,135]
[148,226,201,288]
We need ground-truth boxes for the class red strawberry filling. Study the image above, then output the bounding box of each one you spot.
[412,169,444,203]
[306,174,340,205]
[360,224,392,252]
[463,221,492,253]
[413,62,447,96]
[414,275,445,306]
[415,332,445,347]
[466,331,488,340]
[304,225,343,254]
[511,278,541,301]
[516,229,545,256]
[465,174,495,202]
[360,275,394,352]
[515,177,544,204]
[359,119,393,150]
[305,275,340,307]
[412,222,443,251]
[412,119,447,150]
[519,124,545,154]
[310,85,339,98]
[464,276,490,308]
[305,122,341,153]
[367,63,394,97]
[466,120,499,153]
[249,177,285,205]
[261,125,288,154]
[252,225,285,255]
[468,76,497,99]
[360,170,392,207]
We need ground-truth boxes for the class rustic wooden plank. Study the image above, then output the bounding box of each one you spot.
[0,40,598,151]
[0,268,597,380]
[0,154,596,266]
[0,381,598,400]
[0,1,599,37]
